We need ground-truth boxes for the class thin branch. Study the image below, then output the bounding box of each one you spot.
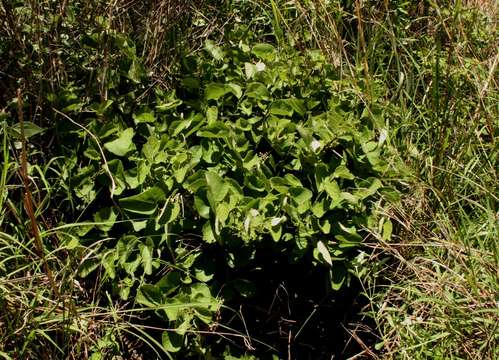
[52,108,116,197]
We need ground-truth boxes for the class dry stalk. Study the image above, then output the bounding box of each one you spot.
[17,89,59,298]
[52,108,116,198]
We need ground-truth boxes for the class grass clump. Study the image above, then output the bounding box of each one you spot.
[352,1,498,358]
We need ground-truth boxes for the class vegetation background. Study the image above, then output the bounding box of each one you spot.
[0,0,497,359]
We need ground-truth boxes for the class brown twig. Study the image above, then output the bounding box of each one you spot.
[52,108,116,197]
[17,89,59,298]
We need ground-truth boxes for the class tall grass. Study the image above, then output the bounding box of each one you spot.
[362,2,498,358]
[250,0,498,357]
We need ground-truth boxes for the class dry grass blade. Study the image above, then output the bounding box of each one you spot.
[52,108,116,198]
[17,89,59,298]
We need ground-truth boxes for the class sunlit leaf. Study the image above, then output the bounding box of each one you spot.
[204,39,224,60]
[119,186,166,215]
[317,240,332,266]
[205,171,228,203]
[104,128,136,156]
[205,83,229,100]
[133,110,155,124]
[251,43,276,61]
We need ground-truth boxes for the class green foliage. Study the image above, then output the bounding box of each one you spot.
[42,36,391,355]
[2,0,495,358]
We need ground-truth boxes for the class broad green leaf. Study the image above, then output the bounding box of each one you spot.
[104,128,136,156]
[284,174,303,187]
[101,251,117,279]
[289,187,313,214]
[362,141,378,153]
[157,272,182,295]
[193,257,215,282]
[204,39,224,60]
[215,202,231,224]
[93,207,118,232]
[382,219,393,240]
[205,83,241,100]
[330,264,346,290]
[84,147,100,160]
[174,164,191,183]
[122,255,142,275]
[341,191,359,206]
[175,315,194,336]
[132,110,155,124]
[131,219,147,232]
[170,119,192,137]
[245,82,269,100]
[333,164,355,180]
[95,120,120,139]
[270,177,289,193]
[119,278,133,300]
[140,243,153,275]
[124,162,150,189]
[205,171,228,202]
[162,331,183,353]
[317,240,332,266]
[354,178,383,200]
[244,62,256,79]
[193,266,214,282]
[286,98,306,116]
[318,218,331,234]
[206,106,218,123]
[245,173,266,192]
[202,221,216,243]
[62,102,83,112]
[89,99,113,115]
[269,100,294,117]
[10,121,45,138]
[367,149,383,168]
[205,83,229,100]
[181,77,199,90]
[107,159,127,195]
[156,98,182,111]
[314,164,329,191]
[156,91,183,111]
[136,284,162,307]
[201,140,220,163]
[227,83,242,99]
[189,282,219,311]
[196,122,229,138]
[269,218,283,242]
[142,136,161,163]
[324,180,341,200]
[184,171,207,193]
[119,186,166,215]
[78,258,100,278]
[128,59,145,83]
[72,165,97,203]
[163,296,187,321]
[74,223,93,237]
[335,223,363,246]
[157,200,180,225]
[251,43,276,62]
[311,198,328,217]
[194,195,210,219]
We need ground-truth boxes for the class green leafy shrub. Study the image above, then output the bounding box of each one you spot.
[2,2,394,356]
[49,36,393,355]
